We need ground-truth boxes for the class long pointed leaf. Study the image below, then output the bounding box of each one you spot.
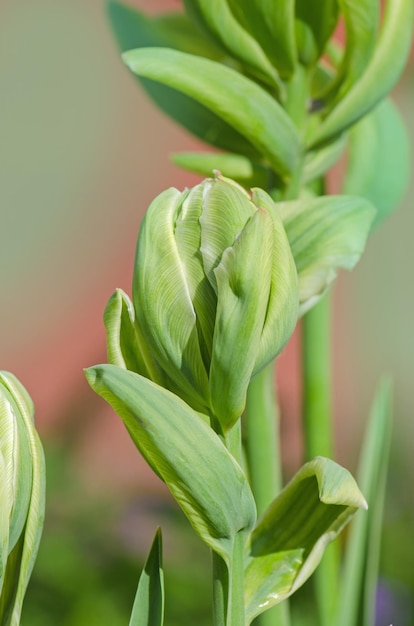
[129,528,164,626]
[295,0,340,65]
[336,380,393,626]
[122,48,301,178]
[85,365,256,561]
[107,1,260,156]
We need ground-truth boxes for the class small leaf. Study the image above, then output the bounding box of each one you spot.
[129,528,164,626]
[227,0,297,78]
[278,195,376,314]
[182,0,283,91]
[171,152,270,189]
[107,2,259,156]
[295,0,340,65]
[85,365,256,561]
[310,0,414,145]
[336,380,393,626]
[342,98,410,227]
[122,47,301,178]
[244,457,367,623]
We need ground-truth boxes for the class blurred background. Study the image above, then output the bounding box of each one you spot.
[0,1,413,624]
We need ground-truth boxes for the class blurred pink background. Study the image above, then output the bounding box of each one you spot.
[1,0,413,498]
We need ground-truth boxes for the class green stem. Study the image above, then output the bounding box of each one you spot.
[213,420,245,626]
[302,292,339,625]
[245,364,291,626]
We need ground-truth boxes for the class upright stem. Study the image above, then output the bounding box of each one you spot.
[302,293,339,625]
[213,420,246,626]
[244,364,291,626]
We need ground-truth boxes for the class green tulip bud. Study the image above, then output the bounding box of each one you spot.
[128,175,298,432]
[0,372,45,625]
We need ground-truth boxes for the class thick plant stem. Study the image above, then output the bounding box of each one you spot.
[245,364,291,626]
[213,420,245,626]
[302,293,339,625]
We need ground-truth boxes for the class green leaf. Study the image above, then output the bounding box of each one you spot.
[129,528,164,626]
[107,2,260,156]
[171,152,270,189]
[0,372,45,626]
[342,98,410,228]
[336,380,393,626]
[182,0,283,91]
[209,209,274,431]
[310,0,414,145]
[122,48,301,178]
[295,0,340,65]
[226,0,296,78]
[85,365,256,561]
[244,457,367,623]
[322,0,379,103]
[278,195,376,314]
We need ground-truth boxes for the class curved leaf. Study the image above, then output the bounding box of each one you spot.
[244,457,367,623]
[303,133,347,184]
[107,1,260,156]
[85,365,256,561]
[123,48,301,178]
[310,0,414,145]
[278,195,376,314]
[295,0,340,65]
[329,0,379,102]
[227,0,296,78]
[182,0,283,91]
[129,528,164,626]
[342,98,410,227]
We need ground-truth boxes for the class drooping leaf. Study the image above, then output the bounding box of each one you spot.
[129,528,164,626]
[342,98,410,227]
[226,0,297,78]
[0,372,45,626]
[295,0,340,65]
[107,1,260,156]
[244,457,367,623]
[182,0,283,91]
[209,209,274,431]
[171,151,270,189]
[336,380,393,626]
[278,195,376,314]
[85,365,256,561]
[122,48,301,178]
[310,0,413,145]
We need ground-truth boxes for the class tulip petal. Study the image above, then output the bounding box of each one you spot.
[133,187,209,413]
